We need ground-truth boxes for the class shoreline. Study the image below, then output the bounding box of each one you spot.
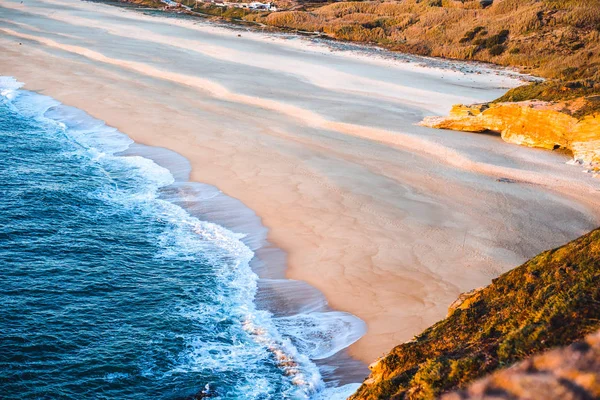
[3,77,368,394]
[102,0,539,84]
[98,0,540,85]
[120,141,369,386]
[2,0,600,370]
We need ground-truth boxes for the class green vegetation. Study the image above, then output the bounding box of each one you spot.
[117,0,600,112]
[350,228,600,400]
[244,0,600,74]
[495,80,600,118]
[246,0,600,113]
[459,26,486,43]
[120,0,165,7]
[122,0,600,113]
[194,4,255,20]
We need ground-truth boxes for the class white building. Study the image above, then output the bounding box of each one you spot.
[249,2,276,11]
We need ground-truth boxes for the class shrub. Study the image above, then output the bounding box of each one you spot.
[485,29,509,46]
[459,25,485,42]
[489,44,506,55]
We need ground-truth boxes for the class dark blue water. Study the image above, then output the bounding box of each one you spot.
[0,77,364,399]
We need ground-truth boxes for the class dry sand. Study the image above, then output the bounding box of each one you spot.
[1,0,600,366]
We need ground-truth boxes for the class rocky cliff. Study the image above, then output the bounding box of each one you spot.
[421,99,600,170]
[350,228,600,400]
[442,329,600,400]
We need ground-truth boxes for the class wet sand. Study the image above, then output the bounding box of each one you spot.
[1,0,600,368]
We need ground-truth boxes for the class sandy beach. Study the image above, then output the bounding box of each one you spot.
[2,0,600,370]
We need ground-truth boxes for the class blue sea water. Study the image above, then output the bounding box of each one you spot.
[0,77,363,399]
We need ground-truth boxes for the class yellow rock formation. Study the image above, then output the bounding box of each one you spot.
[421,101,600,167]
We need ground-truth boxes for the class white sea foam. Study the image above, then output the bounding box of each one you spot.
[0,76,366,398]
[275,312,367,360]
[44,105,133,155]
[0,76,23,101]
[317,383,362,400]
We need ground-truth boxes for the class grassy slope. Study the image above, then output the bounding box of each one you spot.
[119,0,166,7]
[441,330,600,399]
[245,0,600,112]
[350,227,600,400]
[126,0,600,112]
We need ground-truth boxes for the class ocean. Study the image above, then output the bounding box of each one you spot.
[0,77,365,400]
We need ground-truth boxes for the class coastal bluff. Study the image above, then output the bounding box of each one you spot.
[421,100,600,169]
[442,329,600,400]
[349,227,600,399]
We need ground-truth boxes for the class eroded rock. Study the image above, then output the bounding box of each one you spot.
[420,100,600,169]
[442,330,600,400]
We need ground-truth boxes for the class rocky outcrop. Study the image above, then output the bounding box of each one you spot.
[350,228,600,400]
[446,287,484,318]
[442,329,600,400]
[421,100,600,169]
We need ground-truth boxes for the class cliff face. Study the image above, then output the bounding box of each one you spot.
[421,100,600,168]
[350,228,600,400]
[442,330,600,400]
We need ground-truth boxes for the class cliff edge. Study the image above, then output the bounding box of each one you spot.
[442,329,600,400]
[350,227,600,399]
